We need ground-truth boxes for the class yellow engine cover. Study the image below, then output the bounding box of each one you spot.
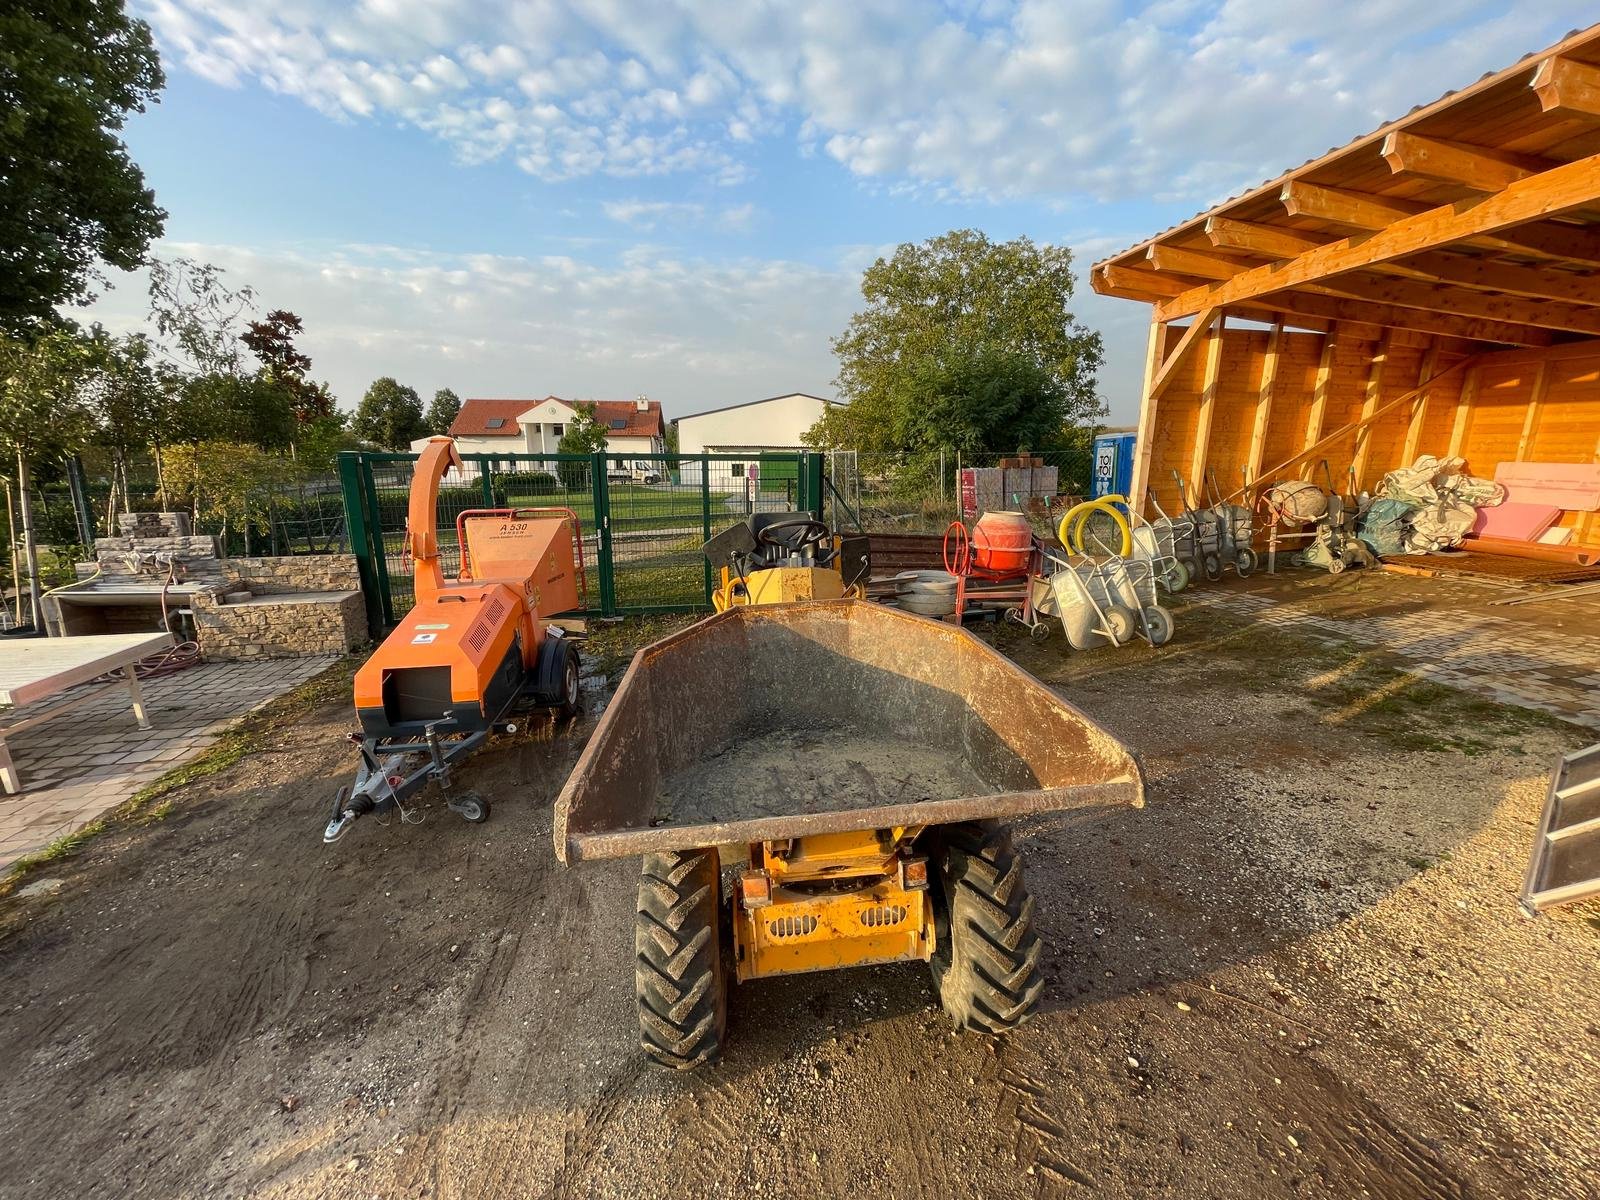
[734,877,933,982]
[714,565,845,611]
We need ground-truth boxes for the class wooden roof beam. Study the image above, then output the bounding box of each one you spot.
[1094,264,1191,300]
[1532,56,1600,120]
[1155,153,1600,322]
[1254,290,1552,347]
[1145,244,1252,280]
[1306,274,1600,336]
[1379,131,1546,192]
[1383,250,1600,306]
[1282,180,1600,265]
[1205,216,1326,258]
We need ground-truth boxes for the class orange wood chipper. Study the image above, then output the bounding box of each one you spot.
[324,436,587,842]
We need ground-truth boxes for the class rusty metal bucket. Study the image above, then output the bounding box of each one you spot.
[554,600,1143,863]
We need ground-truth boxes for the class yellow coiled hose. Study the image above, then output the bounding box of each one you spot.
[1056,496,1133,557]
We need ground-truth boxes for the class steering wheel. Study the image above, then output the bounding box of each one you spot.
[755,516,836,564]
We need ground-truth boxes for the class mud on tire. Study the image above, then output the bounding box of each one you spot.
[927,821,1044,1034]
[635,848,726,1068]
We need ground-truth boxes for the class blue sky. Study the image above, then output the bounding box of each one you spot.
[88,2,1597,423]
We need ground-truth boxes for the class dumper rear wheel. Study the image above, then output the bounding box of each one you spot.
[635,849,726,1069]
[927,822,1043,1034]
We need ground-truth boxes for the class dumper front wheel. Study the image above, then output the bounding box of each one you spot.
[635,848,726,1069]
[927,822,1043,1035]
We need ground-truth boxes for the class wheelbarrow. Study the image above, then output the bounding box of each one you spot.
[553,599,1143,1067]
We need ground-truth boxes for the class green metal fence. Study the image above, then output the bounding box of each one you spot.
[339,449,824,632]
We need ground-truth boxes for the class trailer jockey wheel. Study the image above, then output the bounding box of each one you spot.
[451,793,489,823]
[924,821,1043,1034]
[635,848,727,1068]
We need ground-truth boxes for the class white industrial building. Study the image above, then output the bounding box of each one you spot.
[673,393,838,490]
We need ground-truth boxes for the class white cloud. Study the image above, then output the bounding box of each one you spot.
[600,198,759,231]
[138,1,1599,203]
[87,240,854,414]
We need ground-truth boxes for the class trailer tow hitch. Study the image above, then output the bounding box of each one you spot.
[323,736,405,844]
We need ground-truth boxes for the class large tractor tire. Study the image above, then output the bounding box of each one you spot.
[926,822,1044,1035]
[635,848,726,1069]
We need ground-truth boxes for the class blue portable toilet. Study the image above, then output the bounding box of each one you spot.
[1090,432,1137,500]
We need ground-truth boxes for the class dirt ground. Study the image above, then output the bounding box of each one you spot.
[1,574,1597,1200]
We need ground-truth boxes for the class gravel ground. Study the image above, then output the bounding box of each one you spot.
[0,575,1596,1200]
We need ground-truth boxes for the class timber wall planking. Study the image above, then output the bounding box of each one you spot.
[1138,327,1600,545]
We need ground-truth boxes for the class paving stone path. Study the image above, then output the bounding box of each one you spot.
[0,656,337,870]
[1187,589,1600,732]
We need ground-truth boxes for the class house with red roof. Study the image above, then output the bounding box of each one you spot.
[415,395,666,461]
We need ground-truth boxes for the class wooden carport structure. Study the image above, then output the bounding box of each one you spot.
[1093,24,1600,549]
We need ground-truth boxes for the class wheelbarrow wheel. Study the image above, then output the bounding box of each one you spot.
[1202,552,1222,581]
[1141,606,1174,647]
[926,821,1043,1035]
[1106,604,1137,646]
[635,848,726,1069]
[1235,548,1258,577]
[1163,559,1189,593]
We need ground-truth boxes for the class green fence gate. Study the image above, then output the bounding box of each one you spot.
[339,449,825,632]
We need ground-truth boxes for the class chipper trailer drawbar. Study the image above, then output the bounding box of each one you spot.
[553,515,1145,1068]
[325,437,586,842]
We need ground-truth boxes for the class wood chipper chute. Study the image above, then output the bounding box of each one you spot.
[554,599,1144,1067]
[326,436,588,842]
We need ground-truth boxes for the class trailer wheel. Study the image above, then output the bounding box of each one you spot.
[557,639,582,718]
[635,848,726,1069]
[927,822,1043,1035]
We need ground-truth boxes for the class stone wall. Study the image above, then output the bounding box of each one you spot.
[220,555,361,596]
[193,589,367,661]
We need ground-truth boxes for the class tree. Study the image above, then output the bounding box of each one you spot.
[426,387,461,435]
[0,1,166,333]
[243,309,334,425]
[556,402,609,489]
[160,440,290,554]
[811,229,1103,464]
[883,346,1073,458]
[81,329,164,517]
[353,377,427,450]
[0,328,98,624]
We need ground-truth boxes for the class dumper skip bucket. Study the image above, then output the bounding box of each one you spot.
[554,600,1143,863]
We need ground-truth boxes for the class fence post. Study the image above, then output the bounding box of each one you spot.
[360,456,396,629]
[591,453,615,615]
[339,451,385,636]
[802,452,824,520]
[479,458,495,507]
[700,452,713,606]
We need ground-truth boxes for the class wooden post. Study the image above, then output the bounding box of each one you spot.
[1188,313,1226,497]
[1300,324,1338,479]
[1246,320,1283,486]
[1351,329,1392,489]
[123,664,152,730]
[1515,362,1551,461]
[1401,341,1440,465]
[1448,367,1482,459]
[1129,315,1167,507]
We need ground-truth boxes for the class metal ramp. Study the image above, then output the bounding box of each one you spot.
[1520,743,1600,915]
